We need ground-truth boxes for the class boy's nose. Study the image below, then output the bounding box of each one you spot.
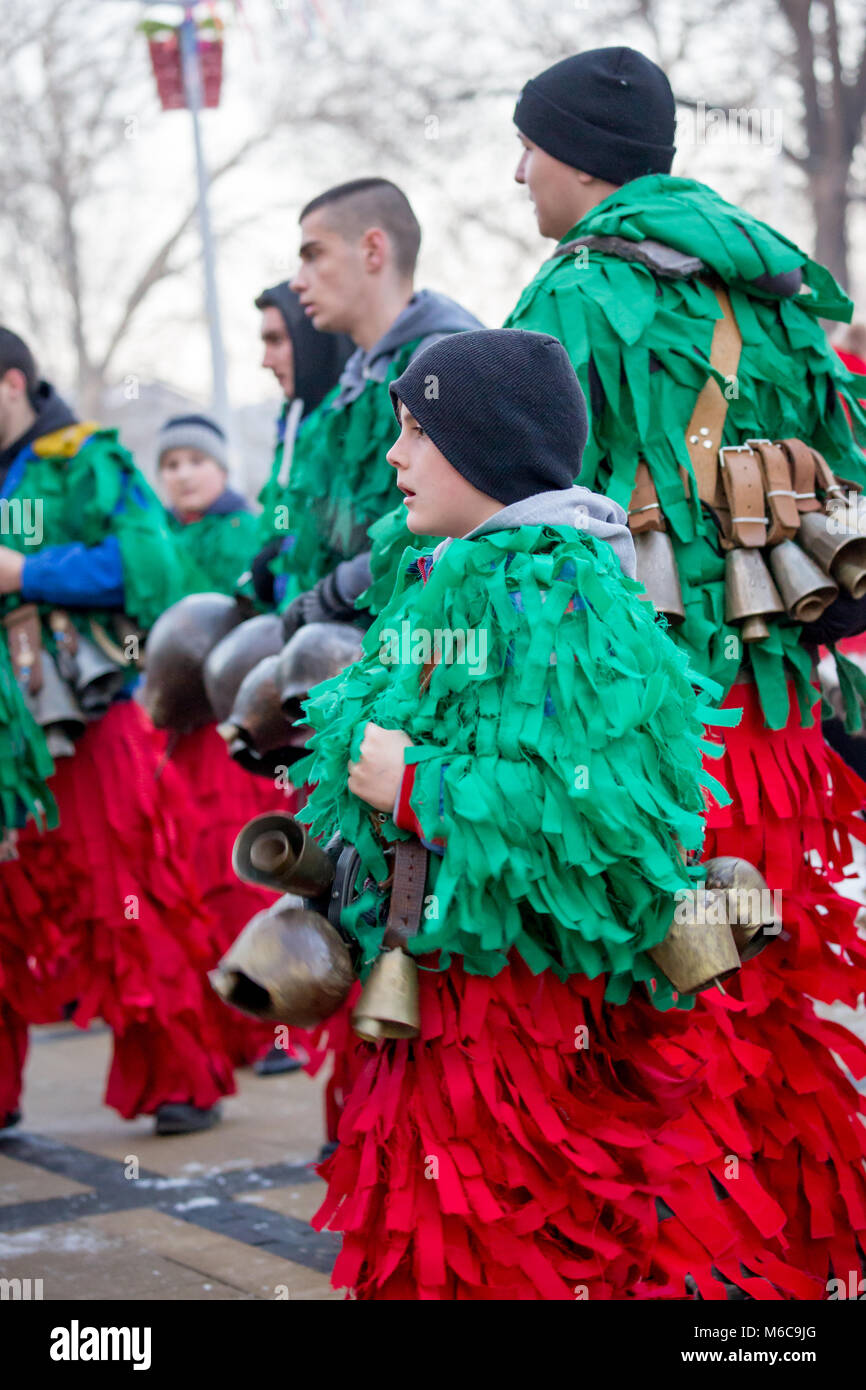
[515,152,527,184]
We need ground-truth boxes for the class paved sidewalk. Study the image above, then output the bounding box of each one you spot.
[0,1023,342,1301]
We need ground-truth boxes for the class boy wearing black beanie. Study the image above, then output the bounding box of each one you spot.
[291,328,746,1300]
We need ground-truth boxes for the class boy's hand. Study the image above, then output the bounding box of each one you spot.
[348,722,413,812]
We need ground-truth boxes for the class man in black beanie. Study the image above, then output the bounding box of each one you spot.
[505,45,866,1301]
[513,46,676,239]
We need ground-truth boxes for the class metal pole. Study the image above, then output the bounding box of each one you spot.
[179,11,230,433]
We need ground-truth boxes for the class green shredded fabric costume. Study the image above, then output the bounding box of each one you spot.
[367,179,866,724]
[169,507,259,597]
[268,341,424,607]
[503,175,866,729]
[296,522,733,1010]
[4,423,187,640]
[0,639,55,831]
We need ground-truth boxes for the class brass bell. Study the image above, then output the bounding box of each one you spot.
[648,889,741,994]
[25,649,86,757]
[277,622,364,713]
[232,811,336,897]
[209,895,355,1029]
[797,511,866,600]
[766,540,838,624]
[351,947,421,1042]
[141,593,246,733]
[703,855,777,960]
[632,530,686,624]
[203,614,285,724]
[724,547,785,642]
[72,634,126,716]
[218,654,295,755]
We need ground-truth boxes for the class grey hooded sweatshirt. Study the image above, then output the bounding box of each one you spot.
[332,290,483,410]
[333,484,635,611]
[429,485,636,579]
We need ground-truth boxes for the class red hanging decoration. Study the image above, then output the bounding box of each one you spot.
[144,22,224,111]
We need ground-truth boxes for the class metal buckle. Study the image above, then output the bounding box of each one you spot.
[718,444,754,469]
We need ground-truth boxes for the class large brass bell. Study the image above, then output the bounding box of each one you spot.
[232,811,336,898]
[209,895,355,1029]
[72,634,126,716]
[203,614,285,724]
[767,540,838,624]
[278,622,364,714]
[141,593,246,733]
[724,548,785,642]
[632,530,685,623]
[703,855,777,960]
[797,511,866,601]
[217,653,300,775]
[26,649,86,759]
[351,947,421,1042]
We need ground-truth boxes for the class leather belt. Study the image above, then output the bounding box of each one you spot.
[684,284,742,506]
[3,604,44,695]
[749,439,798,544]
[383,838,429,950]
[627,460,664,534]
[777,437,821,514]
[719,445,767,547]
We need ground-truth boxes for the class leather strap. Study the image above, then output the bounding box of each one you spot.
[810,447,848,503]
[719,446,767,547]
[684,286,743,506]
[48,609,80,657]
[383,838,429,949]
[3,604,43,695]
[627,461,664,535]
[777,438,821,513]
[750,440,798,544]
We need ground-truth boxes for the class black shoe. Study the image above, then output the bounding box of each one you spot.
[318,1140,339,1162]
[154,1103,222,1136]
[0,1109,21,1133]
[253,1046,304,1077]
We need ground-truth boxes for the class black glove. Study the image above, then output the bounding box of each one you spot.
[248,538,283,607]
[281,567,359,641]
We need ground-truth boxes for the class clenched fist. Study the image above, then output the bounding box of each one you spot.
[347,722,414,812]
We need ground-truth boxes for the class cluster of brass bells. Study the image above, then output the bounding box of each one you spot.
[649,856,777,995]
[215,809,421,1041]
[22,626,127,759]
[212,621,363,777]
[725,510,866,643]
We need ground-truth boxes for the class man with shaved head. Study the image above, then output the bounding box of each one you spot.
[260,177,481,629]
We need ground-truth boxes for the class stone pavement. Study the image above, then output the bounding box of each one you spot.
[0,1022,342,1301]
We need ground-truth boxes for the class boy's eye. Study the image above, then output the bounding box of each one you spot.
[413,424,426,437]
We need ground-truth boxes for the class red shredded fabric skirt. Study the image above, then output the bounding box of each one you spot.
[169,730,362,1138]
[0,700,235,1118]
[167,724,300,1067]
[313,681,866,1299]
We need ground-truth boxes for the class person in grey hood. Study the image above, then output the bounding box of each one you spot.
[257,176,482,626]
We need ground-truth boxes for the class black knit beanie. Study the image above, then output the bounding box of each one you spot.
[515,47,676,185]
[389,329,587,505]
